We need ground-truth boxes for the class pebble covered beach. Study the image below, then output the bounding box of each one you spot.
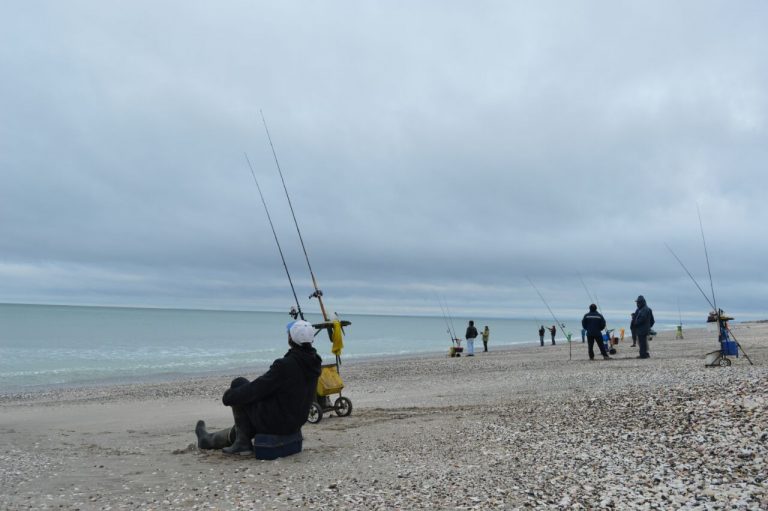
[1,323,766,510]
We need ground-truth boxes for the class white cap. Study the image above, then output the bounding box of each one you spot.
[288,320,314,345]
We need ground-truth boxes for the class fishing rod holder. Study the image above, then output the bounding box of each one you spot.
[703,310,753,367]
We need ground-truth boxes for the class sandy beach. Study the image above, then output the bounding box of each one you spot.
[1,323,766,510]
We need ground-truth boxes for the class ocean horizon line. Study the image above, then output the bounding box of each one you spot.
[4,301,759,323]
[0,301,560,322]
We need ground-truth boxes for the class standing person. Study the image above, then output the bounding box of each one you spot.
[629,313,637,347]
[481,325,490,352]
[465,320,478,357]
[581,328,587,343]
[549,325,557,345]
[631,296,655,359]
[538,325,545,346]
[582,304,610,360]
[194,320,322,454]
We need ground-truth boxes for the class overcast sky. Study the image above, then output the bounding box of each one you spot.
[1,1,766,321]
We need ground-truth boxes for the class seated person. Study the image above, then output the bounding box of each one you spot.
[195,320,322,454]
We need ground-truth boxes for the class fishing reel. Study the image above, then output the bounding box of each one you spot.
[309,289,323,300]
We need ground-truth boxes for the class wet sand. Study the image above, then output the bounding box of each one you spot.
[1,323,766,510]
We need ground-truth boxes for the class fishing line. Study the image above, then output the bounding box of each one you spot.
[244,152,304,321]
[260,110,329,321]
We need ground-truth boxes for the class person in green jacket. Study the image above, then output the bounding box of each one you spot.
[481,326,490,352]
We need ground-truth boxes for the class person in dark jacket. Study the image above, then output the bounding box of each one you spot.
[582,304,610,360]
[549,325,557,345]
[465,320,478,356]
[195,320,322,455]
[630,295,655,359]
[538,325,545,346]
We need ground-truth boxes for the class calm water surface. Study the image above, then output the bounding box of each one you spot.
[0,304,679,391]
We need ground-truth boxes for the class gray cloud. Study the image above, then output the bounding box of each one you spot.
[1,2,767,320]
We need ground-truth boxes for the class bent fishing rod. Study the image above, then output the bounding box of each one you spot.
[527,276,571,360]
[244,152,305,321]
[260,110,330,322]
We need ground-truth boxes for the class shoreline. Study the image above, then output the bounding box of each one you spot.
[0,338,547,403]
[1,323,765,509]
[0,322,706,398]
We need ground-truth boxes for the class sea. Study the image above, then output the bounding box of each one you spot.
[0,303,681,392]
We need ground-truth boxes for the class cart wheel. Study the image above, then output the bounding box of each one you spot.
[719,357,732,367]
[308,402,323,424]
[334,397,353,417]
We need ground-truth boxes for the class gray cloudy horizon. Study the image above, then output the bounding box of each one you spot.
[1,2,767,322]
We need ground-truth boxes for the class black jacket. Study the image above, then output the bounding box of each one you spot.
[466,325,478,339]
[631,297,655,336]
[581,310,606,336]
[223,344,322,435]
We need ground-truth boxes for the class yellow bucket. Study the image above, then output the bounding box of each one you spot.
[317,364,344,396]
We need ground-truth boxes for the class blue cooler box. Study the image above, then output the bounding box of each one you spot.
[253,431,303,460]
[723,341,738,356]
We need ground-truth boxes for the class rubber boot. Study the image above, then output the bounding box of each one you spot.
[222,426,253,455]
[195,420,235,450]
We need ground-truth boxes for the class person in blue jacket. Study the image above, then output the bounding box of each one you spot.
[582,304,610,360]
[631,295,655,359]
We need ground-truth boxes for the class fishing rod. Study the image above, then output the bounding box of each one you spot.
[244,152,305,321]
[697,205,719,319]
[527,277,571,360]
[441,297,459,342]
[578,273,603,313]
[578,273,596,306]
[696,208,753,365]
[436,298,457,343]
[260,110,329,322]
[664,243,716,311]
[666,224,754,365]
